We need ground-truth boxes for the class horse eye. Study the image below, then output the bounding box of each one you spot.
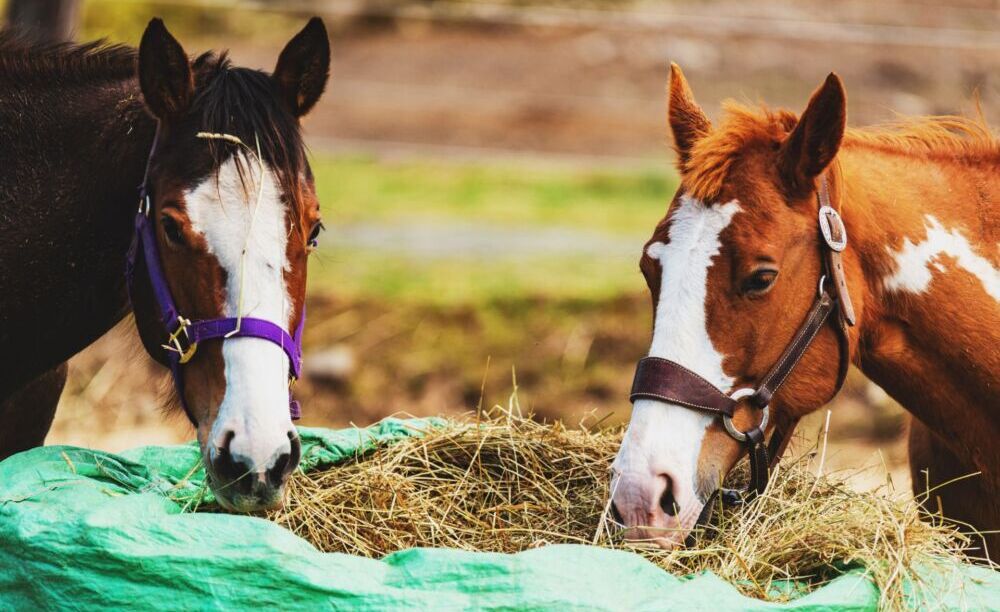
[161,215,186,247]
[742,269,778,296]
[307,221,324,247]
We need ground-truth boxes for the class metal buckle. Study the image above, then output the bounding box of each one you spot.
[722,387,769,442]
[138,194,151,216]
[162,316,198,364]
[818,205,847,252]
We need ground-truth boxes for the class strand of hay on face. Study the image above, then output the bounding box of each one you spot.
[196,131,246,146]
[266,409,983,608]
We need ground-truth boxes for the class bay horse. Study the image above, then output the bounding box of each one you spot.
[611,64,999,560]
[0,18,330,512]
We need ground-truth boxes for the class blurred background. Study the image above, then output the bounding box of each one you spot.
[8,0,999,491]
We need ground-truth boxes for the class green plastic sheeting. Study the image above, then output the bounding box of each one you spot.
[1,419,997,611]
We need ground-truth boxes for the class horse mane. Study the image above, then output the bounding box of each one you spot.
[191,51,306,210]
[0,28,136,82]
[0,29,305,208]
[843,115,996,158]
[681,100,999,201]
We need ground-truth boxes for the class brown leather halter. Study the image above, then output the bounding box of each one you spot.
[629,175,855,507]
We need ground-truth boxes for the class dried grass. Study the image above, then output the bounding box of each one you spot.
[267,400,984,609]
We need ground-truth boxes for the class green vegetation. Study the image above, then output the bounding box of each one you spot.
[308,154,676,302]
[309,248,646,303]
[312,155,672,233]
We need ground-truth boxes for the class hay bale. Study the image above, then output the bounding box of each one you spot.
[268,407,980,608]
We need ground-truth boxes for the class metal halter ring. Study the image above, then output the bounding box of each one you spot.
[722,387,769,442]
[162,316,198,364]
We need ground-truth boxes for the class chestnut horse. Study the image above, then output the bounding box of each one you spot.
[611,65,998,559]
[0,19,329,511]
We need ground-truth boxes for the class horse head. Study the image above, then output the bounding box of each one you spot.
[611,65,853,548]
[130,18,329,511]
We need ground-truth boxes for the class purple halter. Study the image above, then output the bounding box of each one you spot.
[125,123,305,420]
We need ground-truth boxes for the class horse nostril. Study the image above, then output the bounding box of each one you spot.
[287,430,301,469]
[218,429,236,457]
[660,486,679,517]
[610,500,625,525]
[265,431,301,487]
[266,452,290,487]
[213,432,248,483]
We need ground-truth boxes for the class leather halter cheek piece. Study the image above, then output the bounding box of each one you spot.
[629,175,854,503]
[125,123,306,420]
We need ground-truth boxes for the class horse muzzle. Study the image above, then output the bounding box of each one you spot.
[610,470,706,550]
[206,430,301,512]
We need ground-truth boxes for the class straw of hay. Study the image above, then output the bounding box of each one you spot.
[266,407,985,609]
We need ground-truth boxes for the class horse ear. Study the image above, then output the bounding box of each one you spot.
[138,19,193,120]
[273,17,330,118]
[779,73,846,195]
[668,63,711,166]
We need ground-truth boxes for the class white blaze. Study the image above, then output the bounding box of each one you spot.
[884,215,1000,302]
[613,195,740,507]
[185,156,294,471]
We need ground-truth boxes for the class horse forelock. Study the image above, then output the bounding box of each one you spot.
[188,52,308,221]
[681,102,797,202]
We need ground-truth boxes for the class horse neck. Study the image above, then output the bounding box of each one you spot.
[838,144,1000,473]
[0,75,154,393]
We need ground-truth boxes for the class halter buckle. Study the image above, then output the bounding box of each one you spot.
[818,205,847,252]
[162,316,198,364]
[722,387,769,442]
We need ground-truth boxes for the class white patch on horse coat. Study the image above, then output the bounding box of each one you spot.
[884,215,1000,302]
[613,195,741,514]
[185,156,294,472]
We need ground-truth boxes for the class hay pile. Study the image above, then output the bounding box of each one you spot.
[268,407,978,607]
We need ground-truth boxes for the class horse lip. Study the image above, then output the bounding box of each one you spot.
[211,482,285,513]
[623,524,688,550]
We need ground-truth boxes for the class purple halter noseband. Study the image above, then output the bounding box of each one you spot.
[125,123,305,420]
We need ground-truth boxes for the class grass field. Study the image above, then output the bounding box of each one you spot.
[312,155,673,233]
[308,154,675,302]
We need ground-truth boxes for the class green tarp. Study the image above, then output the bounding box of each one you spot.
[0,419,997,610]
